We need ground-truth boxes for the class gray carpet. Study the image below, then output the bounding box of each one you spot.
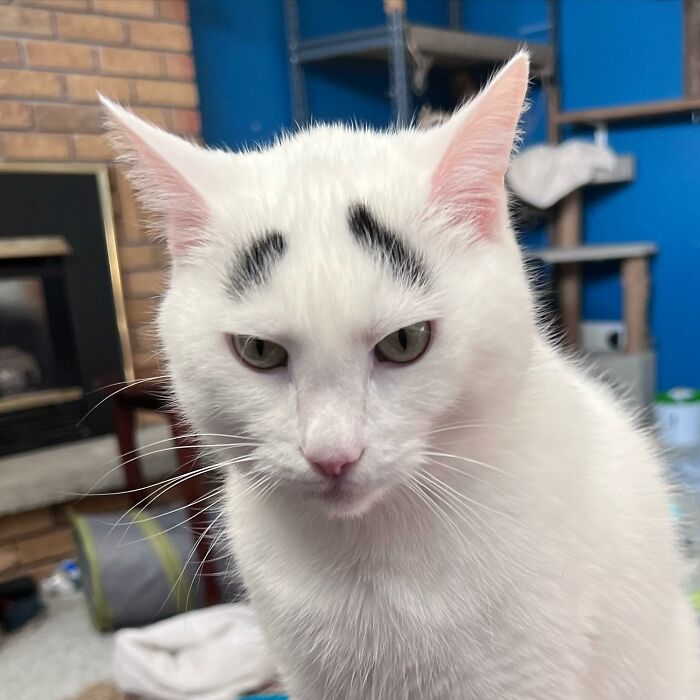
[0,593,115,700]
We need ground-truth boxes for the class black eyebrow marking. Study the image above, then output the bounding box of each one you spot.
[348,203,428,287]
[228,231,286,299]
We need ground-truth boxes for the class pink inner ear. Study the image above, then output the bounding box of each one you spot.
[102,97,210,256]
[429,56,528,238]
[135,147,208,254]
[128,134,210,255]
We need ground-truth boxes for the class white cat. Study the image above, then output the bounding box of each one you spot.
[103,53,699,699]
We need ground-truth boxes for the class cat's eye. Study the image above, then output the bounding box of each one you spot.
[231,334,288,370]
[374,321,431,364]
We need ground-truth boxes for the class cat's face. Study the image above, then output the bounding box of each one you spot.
[104,53,534,518]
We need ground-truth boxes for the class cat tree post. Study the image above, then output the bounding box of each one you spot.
[552,190,583,346]
[622,256,650,353]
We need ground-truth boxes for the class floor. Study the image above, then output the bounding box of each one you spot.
[0,593,115,700]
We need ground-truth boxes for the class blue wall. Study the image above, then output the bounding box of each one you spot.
[558,0,698,390]
[190,0,699,390]
[189,1,290,148]
[190,0,547,146]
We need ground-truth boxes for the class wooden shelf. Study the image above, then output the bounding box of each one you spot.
[0,236,71,260]
[0,387,83,414]
[525,242,657,265]
[556,97,700,126]
[298,22,553,75]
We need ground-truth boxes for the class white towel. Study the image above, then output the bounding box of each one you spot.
[507,140,619,209]
[113,604,277,700]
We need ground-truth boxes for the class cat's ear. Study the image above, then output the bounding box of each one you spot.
[428,51,529,237]
[100,96,211,255]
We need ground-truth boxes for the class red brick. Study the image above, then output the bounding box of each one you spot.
[66,74,130,102]
[0,546,19,581]
[125,268,165,297]
[132,323,158,351]
[115,170,141,218]
[133,78,197,107]
[0,69,63,98]
[163,52,193,80]
[100,46,161,77]
[128,19,191,51]
[133,351,161,376]
[93,0,157,17]
[57,13,126,45]
[158,0,187,22]
[26,40,96,70]
[0,508,53,542]
[0,6,52,36]
[20,0,89,9]
[73,133,114,160]
[34,103,102,132]
[0,39,21,66]
[170,108,199,135]
[119,244,159,271]
[0,101,33,128]
[125,296,158,324]
[15,527,75,564]
[1,132,71,160]
[132,105,168,128]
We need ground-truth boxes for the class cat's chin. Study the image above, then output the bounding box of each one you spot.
[314,482,387,520]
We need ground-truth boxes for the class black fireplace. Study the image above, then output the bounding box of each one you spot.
[0,164,130,457]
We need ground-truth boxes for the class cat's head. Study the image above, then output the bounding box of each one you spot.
[104,53,534,519]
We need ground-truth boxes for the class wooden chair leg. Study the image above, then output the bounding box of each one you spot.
[167,413,221,606]
[114,399,145,506]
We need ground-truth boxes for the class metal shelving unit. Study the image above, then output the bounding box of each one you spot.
[284,0,554,126]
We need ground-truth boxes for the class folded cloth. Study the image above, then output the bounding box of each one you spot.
[507,140,619,209]
[113,604,277,700]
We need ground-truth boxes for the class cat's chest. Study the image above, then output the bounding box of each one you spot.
[251,562,476,698]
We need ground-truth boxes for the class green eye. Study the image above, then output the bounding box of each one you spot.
[231,335,288,370]
[375,321,432,364]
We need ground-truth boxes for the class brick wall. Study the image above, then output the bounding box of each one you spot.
[0,0,200,378]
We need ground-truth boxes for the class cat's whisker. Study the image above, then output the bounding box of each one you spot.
[186,529,227,609]
[84,375,168,396]
[411,472,494,605]
[68,437,200,501]
[417,468,507,518]
[165,507,227,616]
[113,491,228,547]
[102,483,225,531]
[402,477,464,543]
[424,422,508,435]
[256,475,282,504]
[108,454,256,542]
[182,472,276,609]
[77,376,171,426]
[420,450,510,478]
[422,457,511,498]
[72,440,260,500]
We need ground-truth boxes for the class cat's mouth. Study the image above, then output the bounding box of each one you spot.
[313,480,386,519]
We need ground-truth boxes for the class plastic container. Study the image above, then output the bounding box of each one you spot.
[39,559,81,599]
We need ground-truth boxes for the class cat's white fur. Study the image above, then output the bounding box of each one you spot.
[103,53,699,698]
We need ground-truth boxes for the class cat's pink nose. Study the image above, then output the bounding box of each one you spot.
[305,448,364,479]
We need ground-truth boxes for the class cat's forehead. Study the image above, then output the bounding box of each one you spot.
[203,126,442,339]
[236,126,428,201]
[217,125,432,247]
[210,188,437,345]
